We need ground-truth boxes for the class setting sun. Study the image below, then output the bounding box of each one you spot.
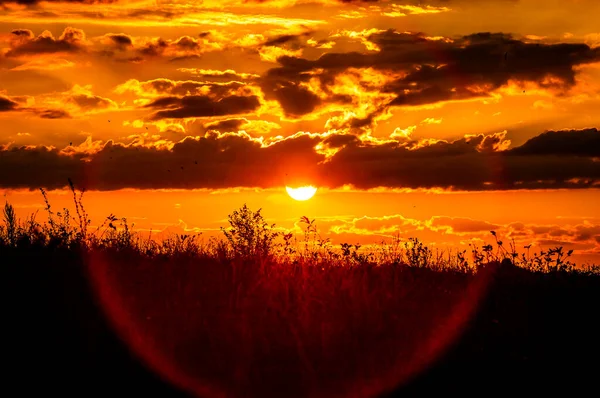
[285,185,318,201]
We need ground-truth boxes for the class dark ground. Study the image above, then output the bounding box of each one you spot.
[3,249,600,397]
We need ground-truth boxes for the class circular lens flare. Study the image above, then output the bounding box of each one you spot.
[285,185,317,201]
[85,249,492,398]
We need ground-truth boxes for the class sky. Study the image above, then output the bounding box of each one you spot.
[1,0,599,264]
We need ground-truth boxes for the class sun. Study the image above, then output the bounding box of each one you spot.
[285,185,318,201]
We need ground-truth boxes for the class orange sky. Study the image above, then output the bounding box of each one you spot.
[1,0,599,264]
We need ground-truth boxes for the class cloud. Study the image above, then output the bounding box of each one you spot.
[509,128,600,157]
[114,78,263,120]
[0,96,19,112]
[502,220,600,252]
[268,84,322,117]
[203,118,246,132]
[0,128,599,191]
[327,214,418,237]
[145,95,261,120]
[92,33,226,63]
[0,131,321,190]
[1,26,301,68]
[429,217,500,234]
[382,4,451,17]
[115,78,251,98]
[9,58,75,71]
[468,131,511,153]
[5,27,86,57]
[0,3,325,30]
[203,118,281,134]
[102,33,133,49]
[35,109,72,119]
[262,32,312,47]
[177,69,260,80]
[2,29,223,63]
[0,85,116,118]
[421,117,442,125]
[320,129,600,190]
[70,93,116,111]
[260,30,600,119]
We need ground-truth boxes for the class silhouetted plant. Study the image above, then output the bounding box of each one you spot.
[405,237,433,267]
[375,233,405,265]
[3,201,17,247]
[0,188,598,276]
[68,178,91,242]
[221,204,279,259]
[297,216,337,263]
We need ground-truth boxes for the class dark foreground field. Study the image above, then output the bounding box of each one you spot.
[3,246,600,398]
[2,200,600,397]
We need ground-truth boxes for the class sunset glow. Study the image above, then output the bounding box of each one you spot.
[0,0,599,264]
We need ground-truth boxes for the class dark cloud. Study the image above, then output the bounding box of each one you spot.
[134,79,247,97]
[36,109,71,119]
[127,36,205,62]
[270,84,321,117]
[0,132,321,190]
[203,118,246,131]
[0,146,82,190]
[263,32,311,47]
[261,30,600,116]
[323,133,359,148]
[509,128,600,157]
[1,128,599,191]
[6,27,86,57]
[9,29,35,39]
[70,94,114,110]
[320,129,600,190]
[0,96,18,112]
[97,35,203,62]
[573,225,600,242]
[0,95,71,118]
[146,95,261,119]
[0,90,106,118]
[168,54,201,63]
[137,38,169,57]
[104,33,133,48]
[259,74,353,117]
[124,8,176,20]
[173,36,200,50]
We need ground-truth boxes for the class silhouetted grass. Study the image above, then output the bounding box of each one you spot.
[2,185,597,274]
[2,187,600,398]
